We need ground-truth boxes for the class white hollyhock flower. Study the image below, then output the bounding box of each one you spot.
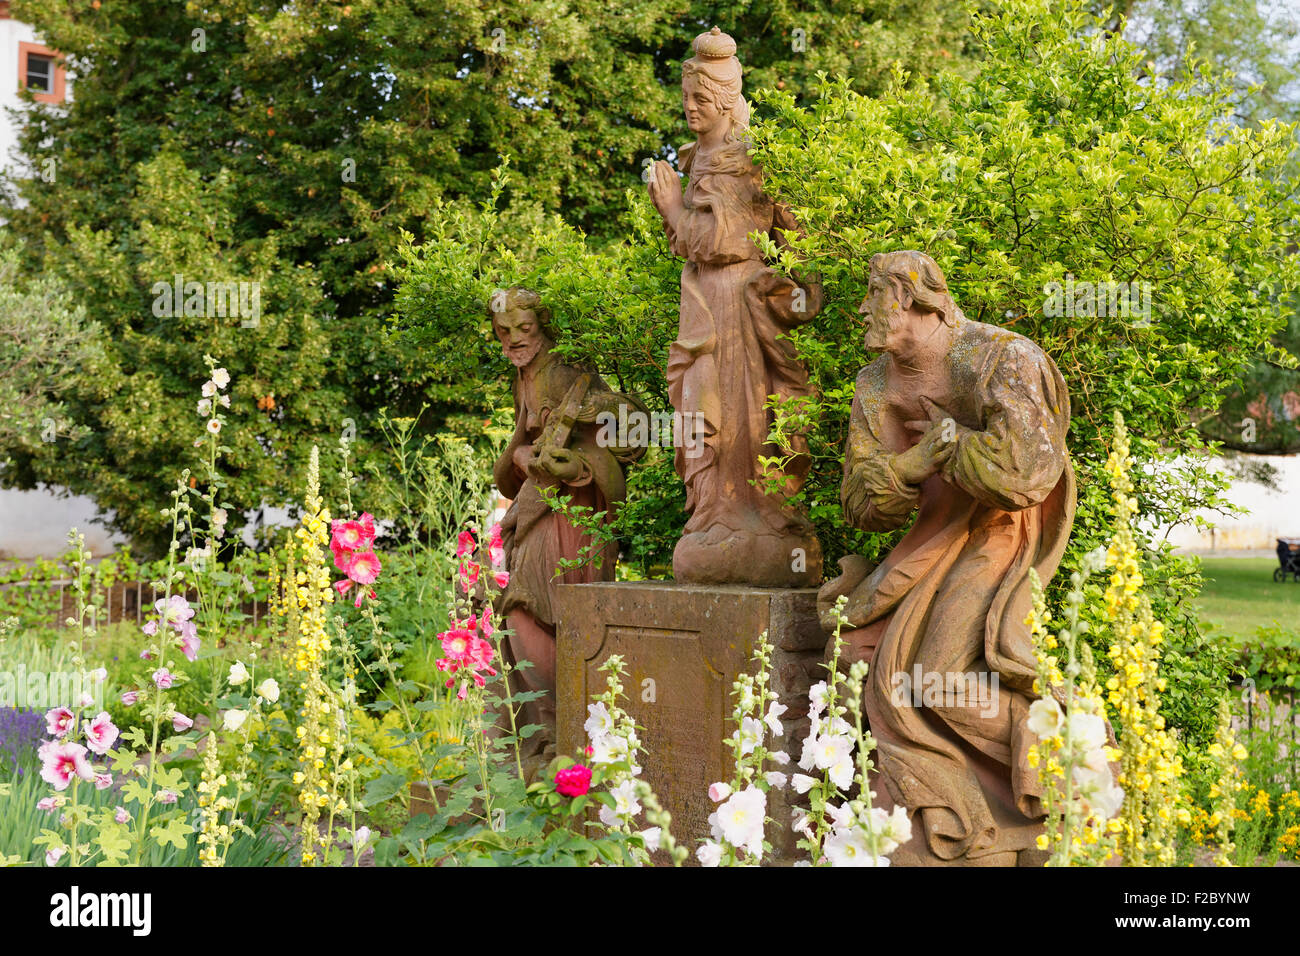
[827,801,856,833]
[256,678,280,703]
[590,733,629,766]
[864,806,911,855]
[708,782,731,802]
[733,716,764,756]
[222,709,248,732]
[1026,697,1063,738]
[828,752,855,790]
[825,828,890,867]
[228,661,250,685]
[639,827,662,852]
[201,380,217,397]
[717,786,766,856]
[791,809,814,840]
[206,419,222,435]
[197,399,211,416]
[764,701,788,738]
[211,367,230,389]
[769,750,790,766]
[791,773,818,794]
[764,771,788,789]
[812,732,853,773]
[697,841,723,867]
[808,680,829,716]
[1066,711,1108,752]
[609,779,641,821]
[584,702,613,741]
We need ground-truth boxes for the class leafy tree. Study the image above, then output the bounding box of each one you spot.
[0,241,105,457]
[397,0,1300,749]
[0,0,975,552]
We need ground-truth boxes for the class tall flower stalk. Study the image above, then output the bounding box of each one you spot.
[289,446,343,865]
[1102,413,1184,865]
[1027,560,1122,866]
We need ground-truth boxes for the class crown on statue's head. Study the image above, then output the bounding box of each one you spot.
[692,26,737,60]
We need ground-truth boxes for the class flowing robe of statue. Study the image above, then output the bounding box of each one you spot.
[663,140,824,585]
[819,314,1076,864]
[494,349,641,633]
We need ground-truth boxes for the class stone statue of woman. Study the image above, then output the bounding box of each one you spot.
[646,26,824,588]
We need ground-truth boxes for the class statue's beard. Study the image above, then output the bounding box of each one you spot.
[505,339,545,368]
[864,312,897,351]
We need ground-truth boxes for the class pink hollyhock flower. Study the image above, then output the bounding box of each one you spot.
[37,797,59,813]
[331,513,376,552]
[84,712,119,755]
[142,621,158,637]
[479,607,494,639]
[157,790,178,805]
[40,741,95,791]
[1282,390,1300,422]
[121,690,140,706]
[468,637,496,673]
[178,623,201,662]
[94,773,113,791]
[156,594,195,626]
[345,550,381,584]
[45,847,65,867]
[456,529,477,559]
[454,680,468,701]
[139,648,153,660]
[44,707,75,738]
[554,764,593,797]
[492,570,509,588]
[334,549,381,607]
[439,627,475,663]
[488,523,506,568]
[459,560,480,594]
[114,807,130,824]
[172,713,194,732]
[152,668,174,689]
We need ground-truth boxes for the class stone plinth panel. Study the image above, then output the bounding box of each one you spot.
[554,581,826,859]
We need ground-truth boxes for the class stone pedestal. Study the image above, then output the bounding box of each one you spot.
[554,581,826,859]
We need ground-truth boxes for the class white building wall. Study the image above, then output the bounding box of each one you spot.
[0,16,40,178]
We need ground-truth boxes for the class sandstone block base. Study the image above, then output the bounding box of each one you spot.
[554,581,826,860]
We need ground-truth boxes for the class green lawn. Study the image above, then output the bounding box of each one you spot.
[1195,558,1300,641]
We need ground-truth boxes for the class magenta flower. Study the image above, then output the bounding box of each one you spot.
[39,741,94,791]
[83,712,119,755]
[456,529,477,559]
[152,668,174,689]
[334,548,381,607]
[94,773,113,791]
[554,764,593,797]
[44,707,75,739]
